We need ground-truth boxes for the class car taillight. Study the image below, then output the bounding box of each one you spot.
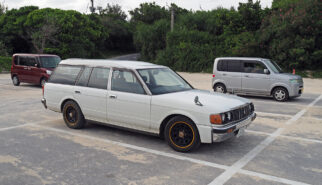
[212,74,215,78]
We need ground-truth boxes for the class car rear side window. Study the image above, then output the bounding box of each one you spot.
[217,60,228,71]
[19,57,28,66]
[49,65,82,85]
[76,67,92,87]
[14,56,18,65]
[243,61,267,74]
[87,68,110,90]
[227,60,242,72]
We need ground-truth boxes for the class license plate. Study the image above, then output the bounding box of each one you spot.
[236,128,245,137]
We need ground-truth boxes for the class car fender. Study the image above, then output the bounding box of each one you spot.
[270,82,291,95]
[212,79,226,88]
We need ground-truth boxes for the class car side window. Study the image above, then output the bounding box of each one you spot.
[217,60,228,71]
[76,67,92,87]
[14,56,18,65]
[88,67,110,90]
[19,57,28,66]
[49,65,82,85]
[111,69,146,94]
[227,60,242,72]
[243,61,267,74]
[27,57,37,67]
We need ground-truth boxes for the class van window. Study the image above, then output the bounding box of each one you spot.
[14,56,18,65]
[227,60,242,72]
[243,61,267,74]
[49,65,82,85]
[27,57,37,67]
[217,60,228,71]
[19,57,28,66]
[111,69,145,94]
[88,68,110,90]
[76,67,92,87]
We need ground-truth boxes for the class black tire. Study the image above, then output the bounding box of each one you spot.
[40,78,46,87]
[165,116,201,152]
[272,87,289,102]
[12,75,20,86]
[62,101,85,129]
[214,83,227,93]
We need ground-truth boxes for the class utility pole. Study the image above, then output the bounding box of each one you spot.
[90,0,95,14]
[170,6,174,32]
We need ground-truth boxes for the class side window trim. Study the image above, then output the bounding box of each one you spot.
[87,67,110,90]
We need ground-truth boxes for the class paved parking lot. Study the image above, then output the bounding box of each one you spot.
[0,73,322,185]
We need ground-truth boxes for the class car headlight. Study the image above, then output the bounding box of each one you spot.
[289,79,299,83]
[219,112,233,124]
[46,70,52,75]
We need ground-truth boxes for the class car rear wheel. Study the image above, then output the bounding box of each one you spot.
[62,101,85,129]
[273,87,289,102]
[165,116,200,152]
[12,76,20,86]
[214,83,227,93]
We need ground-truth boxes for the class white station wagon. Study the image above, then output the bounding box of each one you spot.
[41,59,256,152]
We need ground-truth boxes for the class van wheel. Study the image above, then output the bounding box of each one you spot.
[12,76,20,86]
[273,87,289,102]
[62,101,85,129]
[165,116,200,152]
[40,78,46,87]
[214,83,226,93]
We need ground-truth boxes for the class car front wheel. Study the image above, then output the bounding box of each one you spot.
[273,87,289,102]
[62,101,85,129]
[165,116,200,152]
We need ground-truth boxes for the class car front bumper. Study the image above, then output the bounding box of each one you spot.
[212,112,256,142]
[41,98,47,109]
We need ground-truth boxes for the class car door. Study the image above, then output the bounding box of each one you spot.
[74,67,109,123]
[220,60,242,93]
[107,68,151,130]
[27,57,42,84]
[241,60,271,95]
[16,56,29,82]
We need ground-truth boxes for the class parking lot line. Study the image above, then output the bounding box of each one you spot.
[208,94,322,185]
[31,124,309,185]
[0,119,59,132]
[246,129,322,144]
[256,111,292,118]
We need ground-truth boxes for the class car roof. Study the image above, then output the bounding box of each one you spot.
[215,57,269,61]
[59,58,167,70]
[13,53,59,57]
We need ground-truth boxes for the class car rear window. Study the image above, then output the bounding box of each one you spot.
[49,65,82,85]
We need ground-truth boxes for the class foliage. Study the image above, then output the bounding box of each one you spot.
[129,2,169,25]
[0,56,11,72]
[0,41,8,56]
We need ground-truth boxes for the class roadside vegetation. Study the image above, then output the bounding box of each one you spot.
[0,0,321,77]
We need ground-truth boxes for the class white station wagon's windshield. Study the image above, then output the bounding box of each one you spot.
[138,68,192,95]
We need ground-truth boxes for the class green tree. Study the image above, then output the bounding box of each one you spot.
[130,2,169,25]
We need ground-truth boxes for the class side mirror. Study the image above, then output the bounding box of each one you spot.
[264,69,270,74]
[34,63,38,67]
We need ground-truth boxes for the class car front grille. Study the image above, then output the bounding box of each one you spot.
[231,103,254,123]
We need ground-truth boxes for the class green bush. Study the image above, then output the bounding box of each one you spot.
[0,56,11,72]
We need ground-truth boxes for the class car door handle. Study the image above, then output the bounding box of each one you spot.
[75,91,81,94]
[244,75,249,77]
[222,73,227,76]
[109,95,117,99]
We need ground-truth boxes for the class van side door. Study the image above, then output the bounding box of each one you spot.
[16,56,29,82]
[217,60,242,93]
[74,67,110,123]
[241,60,271,95]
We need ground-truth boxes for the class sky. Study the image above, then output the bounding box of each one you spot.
[3,0,273,14]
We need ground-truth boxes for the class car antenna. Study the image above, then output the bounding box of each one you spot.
[194,96,203,106]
